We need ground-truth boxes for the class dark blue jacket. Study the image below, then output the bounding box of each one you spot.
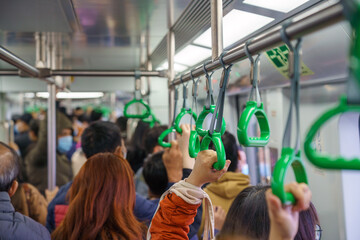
[0,191,50,240]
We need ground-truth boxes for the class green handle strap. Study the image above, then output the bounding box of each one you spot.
[174,108,197,134]
[237,101,270,147]
[158,127,175,148]
[142,109,161,128]
[188,130,201,158]
[271,148,308,204]
[124,99,151,119]
[200,131,226,170]
[304,96,360,170]
[196,105,226,137]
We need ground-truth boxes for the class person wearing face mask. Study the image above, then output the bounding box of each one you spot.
[25,111,73,195]
[14,113,33,159]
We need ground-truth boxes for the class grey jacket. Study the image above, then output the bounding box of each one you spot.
[0,191,50,240]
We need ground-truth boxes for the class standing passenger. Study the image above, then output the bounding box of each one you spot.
[52,153,146,240]
[0,142,50,240]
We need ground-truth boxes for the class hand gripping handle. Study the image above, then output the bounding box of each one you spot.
[200,131,226,170]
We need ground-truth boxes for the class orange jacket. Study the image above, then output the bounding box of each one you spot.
[149,193,201,240]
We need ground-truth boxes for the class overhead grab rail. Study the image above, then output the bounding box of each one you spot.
[237,41,270,147]
[304,0,360,170]
[200,53,232,170]
[169,2,344,87]
[158,83,179,148]
[123,72,151,119]
[173,76,197,134]
[271,24,308,205]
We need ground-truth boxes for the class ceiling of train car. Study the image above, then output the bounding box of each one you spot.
[0,0,190,70]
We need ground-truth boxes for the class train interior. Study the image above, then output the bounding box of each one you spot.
[1,0,360,239]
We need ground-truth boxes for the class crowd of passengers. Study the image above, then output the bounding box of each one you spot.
[0,105,320,240]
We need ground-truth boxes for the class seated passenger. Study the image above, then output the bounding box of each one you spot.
[198,132,251,236]
[51,153,146,240]
[25,111,73,194]
[0,142,50,240]
[148,149,312,240]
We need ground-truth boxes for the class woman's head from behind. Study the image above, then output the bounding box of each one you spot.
[218,185,319,240]
[52,153,144,240]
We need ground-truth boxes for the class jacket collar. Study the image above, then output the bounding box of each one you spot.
[0,192,15,213]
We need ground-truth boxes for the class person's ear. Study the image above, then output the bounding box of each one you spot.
[153,145,163,154]
[8,180,19,197]
[114,146,124,158]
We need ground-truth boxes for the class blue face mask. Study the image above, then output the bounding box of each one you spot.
[241,164,249,175]
[57,136,73,153]
[14,124,19,135]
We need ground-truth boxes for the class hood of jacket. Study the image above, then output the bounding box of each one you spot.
[205,172,250,199]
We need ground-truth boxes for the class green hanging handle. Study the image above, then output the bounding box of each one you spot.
[196,105,226,137]
[124,74,151,119]
[158,84,179,148]
[158,126,176,148]
[143,109,161,128]
[238,101,270,147]
[123,99,151,119]
[237,42,270,147]
[174,78,197,134]
[271,148,308,204]
[200,53,232,170]
[188,70,202,158]
[304,96,360,170]
[200,131,226,170]
[271,24,308,204]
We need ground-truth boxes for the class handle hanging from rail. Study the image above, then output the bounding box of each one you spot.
[158,83,179,148]
[196,61,226,137]
[237,40,270,147]
[124,72,152,119]
[304,2,360,170]
[200,52,232,170]
[142,108,161,128]
[271,24,308,205]
[189,70,202,158]
[174,75,197,134]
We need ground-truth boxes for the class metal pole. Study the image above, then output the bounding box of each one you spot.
[47,83,56,190]
[211,0,223,60]
[0,46,40,77]
[50,70,165,77]
[171,2,344,86]
[167,0,175,128]
[0,70,18,75]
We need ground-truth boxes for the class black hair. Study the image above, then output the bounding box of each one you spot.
[219,185,319,240]
[210,131,238,172]
[143,125,168,155]
[142,151,168,197]
[75,107,82,111]
[77,114,90,124]
[90,109,103,122]
[0,142,20,191]
[29,119,40,137]
[81,121,122,159]
[19,113,33,125]
[116,116,128,133]
[126,120,150,173]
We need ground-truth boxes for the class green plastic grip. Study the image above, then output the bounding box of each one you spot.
[174,108,197,134]
[188,130,201,158]
[304,96,360,170]
[124,99,151,119]
[237,101,270,147]
[143,109,161,128]
[158,127,175,148]
[271,148,308,204]
[200,131,226,170]
[196,105,226,137]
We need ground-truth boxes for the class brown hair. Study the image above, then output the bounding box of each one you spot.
[52,153,146,240]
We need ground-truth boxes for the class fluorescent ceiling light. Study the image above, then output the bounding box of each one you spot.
[174,45,211,66]
[35,92,104,99]
[194,9,274,48]
[243,0,310,13]
[156,61,189,72]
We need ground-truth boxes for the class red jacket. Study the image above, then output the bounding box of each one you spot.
[149,193,201,240]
